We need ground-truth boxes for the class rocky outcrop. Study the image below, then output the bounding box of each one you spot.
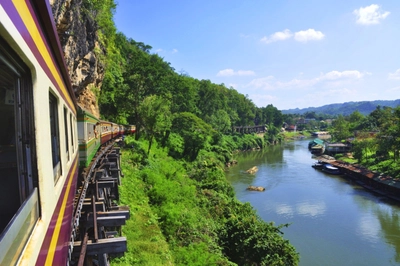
[51,0,104,117]
[246,186,265,192]
[246,166,258,174]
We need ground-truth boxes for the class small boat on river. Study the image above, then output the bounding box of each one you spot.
[322,164,341,175]
[312,161,325,169]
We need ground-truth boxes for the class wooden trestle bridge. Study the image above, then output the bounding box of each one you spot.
[232,125,267,134]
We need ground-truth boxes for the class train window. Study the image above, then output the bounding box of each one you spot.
[87,123,93,139]
[70,113,74,152]
[0,39,38,237]
[64,107,69,161]
[49,93,61,182]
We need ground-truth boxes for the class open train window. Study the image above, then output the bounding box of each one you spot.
[0,38,38,241]
[49,93,61,182]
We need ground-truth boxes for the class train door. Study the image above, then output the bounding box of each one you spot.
[0,40,38,235]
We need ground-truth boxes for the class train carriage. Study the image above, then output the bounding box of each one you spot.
[125,125,136,135]
[77,105,101,167]
[100,120,113,145]
[111,122,120,139]
[0,1,129,265]
[0,0,79,265]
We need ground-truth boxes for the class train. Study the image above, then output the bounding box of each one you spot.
[0,1,134,265]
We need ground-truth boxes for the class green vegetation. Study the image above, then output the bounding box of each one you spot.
[328,107,400,178]
[112,136,299,265]
[85,1,300,264]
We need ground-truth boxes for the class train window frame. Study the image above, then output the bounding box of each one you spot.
[49,92,62,183]
[87,123,94,140]
[63,107,70,161]
[70,113,75,153]
[0,36,39,251]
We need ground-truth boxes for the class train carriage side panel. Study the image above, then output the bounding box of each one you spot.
[0,1,79,265]
[77,106,100,167]
[100,120,112,145]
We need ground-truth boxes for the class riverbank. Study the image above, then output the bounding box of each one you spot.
[315,156,400,202]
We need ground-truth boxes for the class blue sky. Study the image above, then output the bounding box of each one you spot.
[114,1,400,110]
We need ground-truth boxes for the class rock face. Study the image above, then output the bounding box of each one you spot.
[246,186,265,192]
[246,166,259,174]
[51,0,104,117]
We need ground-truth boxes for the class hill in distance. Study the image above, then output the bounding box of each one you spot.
[282,99,400,116]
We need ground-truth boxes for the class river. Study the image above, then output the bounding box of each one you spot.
[225,139,400,266]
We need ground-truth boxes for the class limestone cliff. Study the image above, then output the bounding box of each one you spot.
[50,0,103,117]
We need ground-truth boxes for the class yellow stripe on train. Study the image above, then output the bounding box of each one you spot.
[12,0,76,113]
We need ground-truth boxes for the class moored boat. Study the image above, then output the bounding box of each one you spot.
[312,161,325,169]
[322,164,341,175]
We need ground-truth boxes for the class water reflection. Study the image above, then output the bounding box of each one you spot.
[296,201,326,217]
[375,204,400,263]
[272,201,327,218]
[357,213,380,243]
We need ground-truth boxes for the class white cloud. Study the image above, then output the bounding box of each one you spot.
[388,69,400,80]
[354,4,390,25]
[261,29,324,44]
[321,70,365,80]
[260,29,293,44]
[172,49,178,53]
[247,76,275,90]
[217,68,255,77]
[294,29,325,42]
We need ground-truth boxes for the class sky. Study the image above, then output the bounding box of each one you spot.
[114,1,400,110]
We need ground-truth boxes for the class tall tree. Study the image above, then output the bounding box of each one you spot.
[171,112,215,161]
[332,115,351,141]
[376,106,400,161]
[138,95,172,154]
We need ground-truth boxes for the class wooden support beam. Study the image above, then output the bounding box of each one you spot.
[82,201,105,212]
[73,237,127,256]
[97,216,126,227]
[95,180,117,189]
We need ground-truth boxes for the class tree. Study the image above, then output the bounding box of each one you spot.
[349,110,364,123]
[261,104,283,128]
[332,115,351,141]
[171,113,215,161]
[138,95,172,154]
[209,109,231,133]
[376,106,400,161]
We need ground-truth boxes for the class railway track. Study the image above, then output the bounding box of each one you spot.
[69,139,129,266]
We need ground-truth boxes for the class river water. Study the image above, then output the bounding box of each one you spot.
[225,139,400,266]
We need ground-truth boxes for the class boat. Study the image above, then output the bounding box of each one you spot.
[322,164,341,175]
[312,161,325,169]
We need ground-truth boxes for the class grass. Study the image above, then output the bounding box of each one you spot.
[282,131,310,140]
[111,148,174,266]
